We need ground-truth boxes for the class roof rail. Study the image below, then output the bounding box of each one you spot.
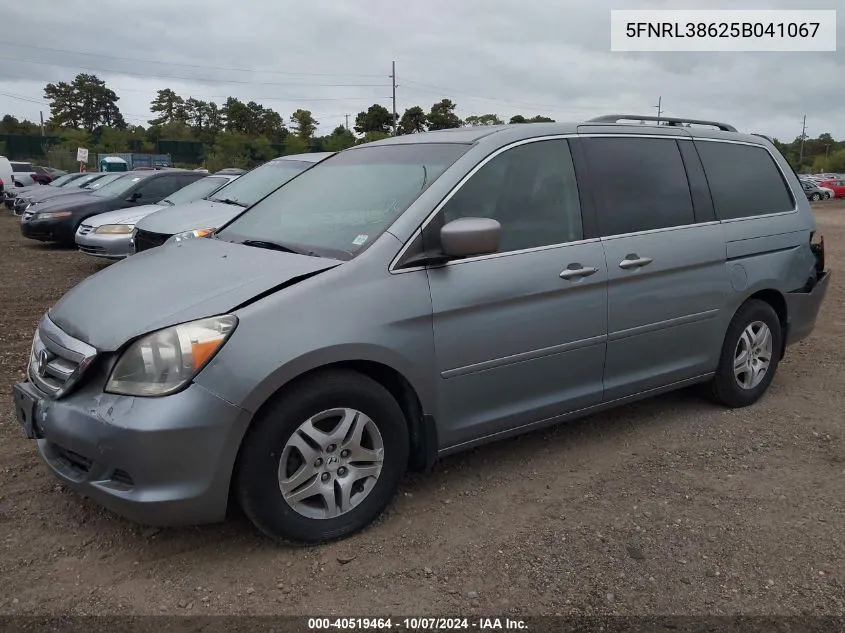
[750,133,775,143]
[586,114,737,133]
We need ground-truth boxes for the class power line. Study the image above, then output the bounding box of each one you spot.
[109,85,383,103]
[400,79,618,112]
[0,42,386,78]
[0,54,391,88]
[0,90,47,105]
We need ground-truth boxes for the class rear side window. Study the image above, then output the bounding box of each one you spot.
[695,141,794,220]
[581,137,695,236]
[12,162,33,172]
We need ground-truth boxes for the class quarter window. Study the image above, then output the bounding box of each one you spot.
[695,141,794,220]
[437,139,583,253]
[582,137,695,237]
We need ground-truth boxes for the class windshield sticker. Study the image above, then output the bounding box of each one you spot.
[352,234,369,246]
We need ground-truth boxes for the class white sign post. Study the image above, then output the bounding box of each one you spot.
[76,147,89,172]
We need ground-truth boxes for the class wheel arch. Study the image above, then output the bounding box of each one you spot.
[236,355,439,475]
[739,288,788,359]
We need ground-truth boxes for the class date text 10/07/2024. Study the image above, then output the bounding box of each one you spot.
[307,617,529,630]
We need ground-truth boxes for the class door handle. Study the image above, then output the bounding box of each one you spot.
[560,265,599,280]
[618,255,653,270]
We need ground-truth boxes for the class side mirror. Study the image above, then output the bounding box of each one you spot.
[127,192,142,202]
[440,217,500,259]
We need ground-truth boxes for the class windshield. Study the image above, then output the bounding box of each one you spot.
[48,174,78,187]
[217,143,469,259]
[91,173,150,197]
[69,174,107,189]
[162,175,233,206]
[209,158,317,207]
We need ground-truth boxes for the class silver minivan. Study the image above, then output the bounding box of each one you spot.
[12,115,830,543]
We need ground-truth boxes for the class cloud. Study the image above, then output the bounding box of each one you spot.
[0,0,842,140]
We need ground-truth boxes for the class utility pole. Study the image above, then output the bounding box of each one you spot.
[798,114,807,165]
[344,114,350,131]
[39,110,44,136]
[654,96,663,125]
[390,61,398,136]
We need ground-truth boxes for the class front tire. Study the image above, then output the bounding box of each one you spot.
[707,299,782,408]
[235,370,409,543]
[810,193,821,201]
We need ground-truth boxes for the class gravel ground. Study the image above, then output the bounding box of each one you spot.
[0,202,843,617]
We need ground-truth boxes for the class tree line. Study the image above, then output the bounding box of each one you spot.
[0,73,843,173]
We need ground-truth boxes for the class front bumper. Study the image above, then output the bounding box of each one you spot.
[75,228,134,259]
[20,215,76,243]
[13,379,251,527]
[785,270,831,346]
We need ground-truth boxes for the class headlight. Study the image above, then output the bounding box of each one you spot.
[36,210,72,219]
[165,227,215,245]
[105,315,237,396]
[95,224,135,234]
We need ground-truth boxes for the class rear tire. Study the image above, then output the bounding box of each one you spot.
[810,193,821,201]
[235,370,409,543]
[707,299,782,408]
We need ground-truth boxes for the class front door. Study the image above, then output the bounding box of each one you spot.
[581,135,730,401]
[425,138,608,448]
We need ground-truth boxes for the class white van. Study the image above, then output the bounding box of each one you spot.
[0,156,13,195]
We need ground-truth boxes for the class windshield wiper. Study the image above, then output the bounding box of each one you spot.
[239,239,311,255]
[161,198,175,206]
[213,198,246,207]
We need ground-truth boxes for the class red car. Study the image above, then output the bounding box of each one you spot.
[818,179,845,198]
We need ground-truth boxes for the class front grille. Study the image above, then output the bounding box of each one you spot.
[133,228,170,253]
[77,224,94,236]
[78,245,106,255]
[28,315,98,399]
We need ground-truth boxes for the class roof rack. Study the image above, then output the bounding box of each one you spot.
[586,115,737,133]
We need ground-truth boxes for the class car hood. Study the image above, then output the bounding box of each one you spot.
[83,203,168,227]
[48,237,341,351]
[30,191,109,211]
[26,187,91,203]
[136,199,241,236]
[9,184,41,196]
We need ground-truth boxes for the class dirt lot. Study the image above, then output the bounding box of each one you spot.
[0,202,843,618]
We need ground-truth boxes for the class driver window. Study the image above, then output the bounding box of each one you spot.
[437,139,584,254]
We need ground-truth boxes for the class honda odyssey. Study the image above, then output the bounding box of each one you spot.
[13,115,830,543]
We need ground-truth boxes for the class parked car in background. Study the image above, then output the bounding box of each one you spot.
[800,180,826,201]
[13,173,119,216]
[20,169,207,245]
[31,166,63,185]
[818,186,834,199]
[76,172,241,259]
[10,161,36,186]
[12,117,829,543]
[4,172,87,210]
[817,179,845,198]
[132,153,333,253]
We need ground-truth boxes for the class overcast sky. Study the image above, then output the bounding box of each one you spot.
[0,0,842,140]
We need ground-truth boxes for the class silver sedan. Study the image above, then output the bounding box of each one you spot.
[75,173,239,259]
